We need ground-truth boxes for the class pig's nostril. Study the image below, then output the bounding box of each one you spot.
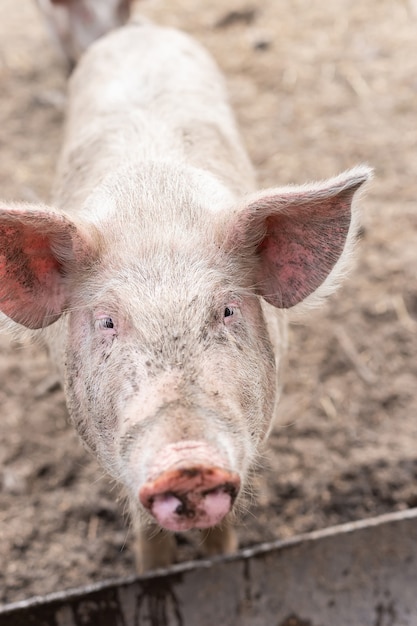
[175,502,184,515]
[174,500,191,517]
[150,493,184,525]
[203,481,239,503]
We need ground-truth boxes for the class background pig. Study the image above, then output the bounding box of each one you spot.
[35,0,133,66]
[0,0,370,571]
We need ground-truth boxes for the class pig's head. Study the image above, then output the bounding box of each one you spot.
[0,163,370,532]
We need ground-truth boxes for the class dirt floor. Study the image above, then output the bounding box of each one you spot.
[1,0,417,607]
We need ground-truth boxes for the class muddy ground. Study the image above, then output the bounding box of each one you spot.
[1,0,417,606]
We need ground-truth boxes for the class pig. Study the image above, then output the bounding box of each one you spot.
[35,0,133,66]
[0,0,371,571]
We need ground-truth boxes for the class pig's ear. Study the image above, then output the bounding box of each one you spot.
[0,203,96,329]
[226,166,372,309]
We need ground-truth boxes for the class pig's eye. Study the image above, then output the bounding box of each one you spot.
[96,316,117,335]
[223,305,240,324]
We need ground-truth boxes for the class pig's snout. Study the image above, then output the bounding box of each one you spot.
[139,465,240,532]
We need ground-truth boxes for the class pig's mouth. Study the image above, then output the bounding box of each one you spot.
[139,465,241,532]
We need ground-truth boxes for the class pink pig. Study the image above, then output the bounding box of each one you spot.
[0,0,371,570]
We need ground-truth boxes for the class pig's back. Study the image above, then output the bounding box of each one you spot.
[53,21,255,211]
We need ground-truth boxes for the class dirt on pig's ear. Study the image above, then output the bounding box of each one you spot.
[223,166,372,310]
[0,203,98,329]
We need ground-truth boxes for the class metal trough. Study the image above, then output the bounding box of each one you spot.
[1,508,417,626]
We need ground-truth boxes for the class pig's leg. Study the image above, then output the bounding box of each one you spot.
[134,526,177,573]
[200,520,238,557]
[134,524,236,573]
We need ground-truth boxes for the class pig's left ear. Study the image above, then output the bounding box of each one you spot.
[0,203,97,329]
[226,166,372,309]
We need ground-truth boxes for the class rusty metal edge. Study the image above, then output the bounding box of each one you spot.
[1,507,417,619]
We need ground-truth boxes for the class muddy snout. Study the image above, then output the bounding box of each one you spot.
[139,463,240,532]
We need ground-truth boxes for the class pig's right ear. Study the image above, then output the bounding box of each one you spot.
[0,203,96,329]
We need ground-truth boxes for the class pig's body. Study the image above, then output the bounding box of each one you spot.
[54,20,256,209]
[0,3,370,571]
